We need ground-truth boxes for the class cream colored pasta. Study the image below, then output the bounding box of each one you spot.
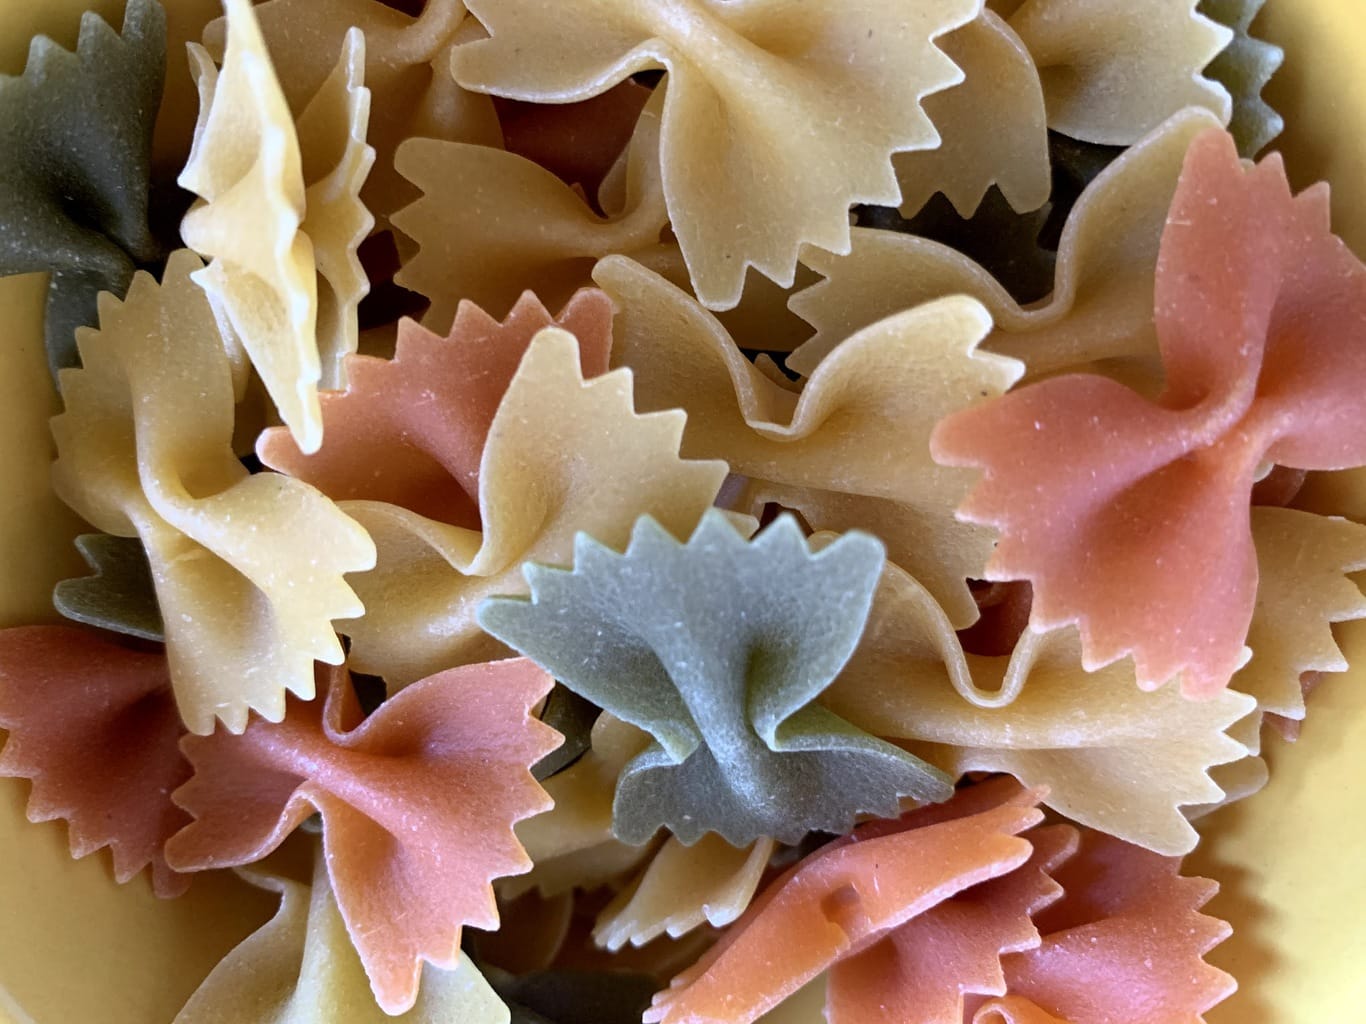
[1009,0,1232,144]
[50,251,374,735]
[454,0,981,309]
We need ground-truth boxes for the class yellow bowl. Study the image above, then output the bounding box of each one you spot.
[1,1,1363,1021]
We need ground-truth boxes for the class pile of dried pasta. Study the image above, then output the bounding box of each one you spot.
[1,1,1359,1021]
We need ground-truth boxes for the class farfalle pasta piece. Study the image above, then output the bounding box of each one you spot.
[976,829,1236,1024]
[1007,0,1232,145]
[175,846,511,1024]
[54,533,164,642]
[0,625,189,897]
[392,102,667,328]
[1199,0,1284,156]
[643,782,1046,1024]
[165,659,558,1015]
[594,835,776,952]
[789,106,1221,379]
[0,0,164,378]
[333,326,727,688]
[1236,506,1366,725]
[259,289,613,529]
[597,256,1021,628]
[480,511,951,847]
[50,251,375,734]
[206,0,499,225]
[181,0,321,448]
[894,11,1050,219]
[296,28,375,389]
[821,555,1255,854]
[184,1,379,443]
[453,0,979,309]
[932,129,1366,696]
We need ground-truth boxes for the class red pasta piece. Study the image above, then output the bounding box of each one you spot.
[977,829,1236,1024]
[0,625,190,897]
[932,128,1366,696]
[164,659,559,1014]
[644,780,1047,1024]
[257,289,614,527]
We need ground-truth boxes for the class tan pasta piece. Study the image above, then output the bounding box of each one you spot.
[340,327,728,687]
[894,11,1050,218]
[504,715,656,903]
[1008,0,1232,145]
[204,0,498,224]
[297,29,375,390]
[789,106,1222,380]
[596,256,1021,629]
[174,848,511,1024]
[453,0,980,309]
[820,553,1255,855]
[181,0,321,451]
[393,100,666,329]
[50,251,374,736]
[594,835,775,952]
[1235,506,1366,724]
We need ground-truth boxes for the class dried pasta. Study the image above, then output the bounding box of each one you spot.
[50,251,375,734]
[1008,0,1232,145]
[174,845,512,1023]
[480,511,950,846]
[597,256,1021,628]
[166,660,558,1015]
[454,0,980,308]
[933,130,1366,696]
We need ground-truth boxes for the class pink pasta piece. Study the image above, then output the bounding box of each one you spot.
[976,829,1236,1024]
[644,780,1046,1024]
[0,625,190,897]
[164,659,559,1014]
[258,289,614,527]
[933,128,1366,695]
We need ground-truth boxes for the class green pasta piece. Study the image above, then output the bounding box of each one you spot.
[53,533,164,642]
[1200,0,1284,156]
[479,511,951,848]
[0,0,166,379]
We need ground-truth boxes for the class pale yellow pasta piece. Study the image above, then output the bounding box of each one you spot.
[821,554,1255,855]
[894,11,1050,218]
[1237,506,1366,723]
[788,106,1223,380]
[454,0,980,309]
[297,28,375,389]
[594,834,775,952]
[204,0,498,224]
[339,327,728,687]
[175,849,510,1024]
[504,714,656,901]
[1189,711,1267,821]
[50,251,375,735]
[596,256,1021,628]
[392,100,667,330]
[1009,0,1232,144]
[181,0,322,451]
